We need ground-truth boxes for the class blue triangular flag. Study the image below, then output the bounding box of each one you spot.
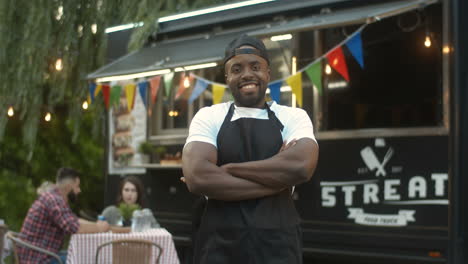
[89,83,97,102]
[268,80,282,103]
[345,32,364,68]
[138,81,148,108]
[188,78,209,104]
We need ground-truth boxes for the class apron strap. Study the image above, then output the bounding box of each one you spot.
[265,103,284,132]
[220,102,236,129]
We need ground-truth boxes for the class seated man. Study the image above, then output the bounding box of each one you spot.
[18,167,110,264]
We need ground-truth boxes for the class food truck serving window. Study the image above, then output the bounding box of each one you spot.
[150,66,229,135]
[248,0,443,134]
[319,7,442,131]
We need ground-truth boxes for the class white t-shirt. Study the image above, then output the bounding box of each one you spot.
[185,101,316,148]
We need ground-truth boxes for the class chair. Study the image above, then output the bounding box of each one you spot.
[95,238,163,264]
[0,224,8,260]
[5,231,63,264]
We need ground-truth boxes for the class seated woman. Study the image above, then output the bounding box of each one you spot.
[101,176,160,228]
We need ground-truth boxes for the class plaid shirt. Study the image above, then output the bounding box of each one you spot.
[18,188,79,263]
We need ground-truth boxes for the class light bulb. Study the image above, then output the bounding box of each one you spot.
[91,24,97,34]
[7,106,14,117]
[82,101,89,110]
[45,112,51,122]
[183,77,190,88]
[424,36,431,48]
[55,58,63,71]
[325,64,332,75]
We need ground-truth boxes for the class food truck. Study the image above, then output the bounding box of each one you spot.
[88,0,468,263]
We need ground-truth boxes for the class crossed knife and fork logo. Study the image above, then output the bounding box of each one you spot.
[360,146,394,177]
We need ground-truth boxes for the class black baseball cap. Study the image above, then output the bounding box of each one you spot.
[223,34,270,65]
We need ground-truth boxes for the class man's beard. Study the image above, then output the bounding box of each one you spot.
[232,85,267,108]
[68,192,78,204]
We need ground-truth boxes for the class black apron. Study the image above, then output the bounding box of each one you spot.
[193,103,303,264]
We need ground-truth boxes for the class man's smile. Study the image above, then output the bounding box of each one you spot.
[239,82,259,92]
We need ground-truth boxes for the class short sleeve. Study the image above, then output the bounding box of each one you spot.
[283,108,316,143]
[185,107,219,148]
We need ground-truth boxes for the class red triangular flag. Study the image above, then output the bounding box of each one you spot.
[326,46,349,81]
[149,76,162,105]
[175,73,194,100]
[102,84,110,109]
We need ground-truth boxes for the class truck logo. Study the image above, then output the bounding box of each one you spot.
[360,146,394,176]
[320,137,448,227]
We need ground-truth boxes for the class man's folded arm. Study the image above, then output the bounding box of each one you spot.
[182,141,283,201]
[222,138,319,188]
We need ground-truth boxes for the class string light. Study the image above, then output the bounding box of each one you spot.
[325,64,332,75]
[424,35,431,48]
[183,76,190,88]
[442,45,450,54]
[82,101,89,110]
[55,58,63,71]
[55,6,63,21]
[91,24,97,34]
[7,106,14,117]
[44,112,52,122]
[168,110,179,117]
[332,58,339,66]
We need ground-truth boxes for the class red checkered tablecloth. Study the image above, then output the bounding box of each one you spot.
[67,228,180,264]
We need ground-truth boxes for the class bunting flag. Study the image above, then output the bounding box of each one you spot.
[102,84,110,109]
[138,81,148,108]
[188,78,209,104]
[149,76,161,105]
[88,26,367,110]
[95,84,102,98]
[268,80,282,103]
[345,32,364,68]
[110,85,122,107]
[125,84,137,112]
[326,47,349,81]
[212,84,226,104]
[286,72,303,107]
[175,72,191,100]
[305,61,323,95]
[164,72,174,96]
[88,83,96,103]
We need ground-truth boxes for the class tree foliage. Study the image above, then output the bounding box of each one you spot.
[0,108,105,231]
[0,0,233,230]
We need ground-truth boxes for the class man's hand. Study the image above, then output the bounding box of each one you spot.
[96,220,110,233]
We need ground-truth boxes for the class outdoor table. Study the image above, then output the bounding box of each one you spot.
[67,228,180,264]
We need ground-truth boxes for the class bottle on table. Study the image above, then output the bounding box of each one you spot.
[131,210,143,232]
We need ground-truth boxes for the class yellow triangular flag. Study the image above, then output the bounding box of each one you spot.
[286,72,302,107]
[94,84,102,97]
[212,84,226,104]
[125,84,137,112]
